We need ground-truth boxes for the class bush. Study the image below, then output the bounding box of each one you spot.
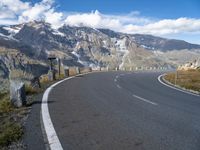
[0,92,13,114]
[0,122,23,147]
[25,84,38,95]
[0,99,13,114]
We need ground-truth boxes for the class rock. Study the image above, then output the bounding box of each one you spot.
[31,77,41,88]
[10,80,26,107]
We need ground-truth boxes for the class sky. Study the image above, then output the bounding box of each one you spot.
[0,0,200,44]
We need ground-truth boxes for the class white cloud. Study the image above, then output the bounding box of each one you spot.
[64,10,153,30]
[0,0,200,41]
[0,0,30,13]
[123,18,200,35]
[18,0,63,28]
[0,0,63,28]
[0,19,19,25]
[64,11,200,36]
[44,9,63,28]
[0,0,30,21]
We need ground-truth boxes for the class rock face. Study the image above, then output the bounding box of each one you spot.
[132,34,200,51]
[178,59,200,70]
[0,47,48,90]
[0,20,200,81]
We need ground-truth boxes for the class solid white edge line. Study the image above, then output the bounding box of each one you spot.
[158,74,200,97]
[41,72,92,150]
[132,94,158,105]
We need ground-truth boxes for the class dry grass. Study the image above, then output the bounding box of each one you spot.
[55,73,65,80]
[0,122,23,147]
[0,92,23,148]
[25,84,40,95]
[9,69,34,80]
[39,74,49,84]
[0,92,12,114]
[164,69,200,92]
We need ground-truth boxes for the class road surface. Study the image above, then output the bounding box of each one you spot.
[47,71,200,150]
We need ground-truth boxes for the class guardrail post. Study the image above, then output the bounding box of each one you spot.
[76,67,80,74]
[48,70,56,81]
[64,68,69,77]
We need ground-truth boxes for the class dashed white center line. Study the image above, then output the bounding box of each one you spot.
[117,84,121,89]
[132,94,158,106]
[114,79,117,82]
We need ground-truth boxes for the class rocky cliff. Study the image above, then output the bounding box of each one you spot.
[0,20,200,87]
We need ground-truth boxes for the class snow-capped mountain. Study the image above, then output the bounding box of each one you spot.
[1,20,200,83]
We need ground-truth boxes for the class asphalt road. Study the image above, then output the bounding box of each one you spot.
[48,71,200,150]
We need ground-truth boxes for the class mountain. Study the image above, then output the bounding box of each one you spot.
[132,34,200,51]
[0,20,200,88]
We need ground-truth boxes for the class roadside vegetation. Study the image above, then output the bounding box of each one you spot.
[164,69,200,92]
[0,91,23,148]
[0,84,41,148]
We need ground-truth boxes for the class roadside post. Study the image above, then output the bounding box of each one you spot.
[48,56,56,81]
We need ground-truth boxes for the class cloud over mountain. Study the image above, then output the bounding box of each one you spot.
[1,0,200,39]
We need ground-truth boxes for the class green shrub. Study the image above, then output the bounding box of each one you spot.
[0,99,13,114]
[0,93,13,114]
[0,122,23,147]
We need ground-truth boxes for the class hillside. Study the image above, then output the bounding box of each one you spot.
[0,20,200,89]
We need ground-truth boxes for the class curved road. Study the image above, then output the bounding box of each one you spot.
[47,71,200,150]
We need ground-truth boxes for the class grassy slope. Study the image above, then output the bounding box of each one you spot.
[164,69,200,92]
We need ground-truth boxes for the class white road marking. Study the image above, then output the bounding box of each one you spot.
[42,84,64,150]
[117,84,121,89]
[158,74,200,97]
[132,94,158,106]
[42,72,93,150]
[114,79,117,82]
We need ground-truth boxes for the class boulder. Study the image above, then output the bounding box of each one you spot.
[10,80,26,107]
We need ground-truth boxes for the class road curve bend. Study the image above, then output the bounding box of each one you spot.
[44,71,200,150]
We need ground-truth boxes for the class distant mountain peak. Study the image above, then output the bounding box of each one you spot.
[0,21,200,71]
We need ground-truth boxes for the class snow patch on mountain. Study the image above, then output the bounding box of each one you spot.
[0,32,18,41]
[141,44,155,50]
[71,51,98,68]
[115,38,129,69]
[52,29,65,36]
[3,26,21,35]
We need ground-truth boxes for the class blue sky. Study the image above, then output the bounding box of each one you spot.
[55,0,200,18]
[1,0,200,44]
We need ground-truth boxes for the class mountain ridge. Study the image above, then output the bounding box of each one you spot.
[0,21,200,79]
